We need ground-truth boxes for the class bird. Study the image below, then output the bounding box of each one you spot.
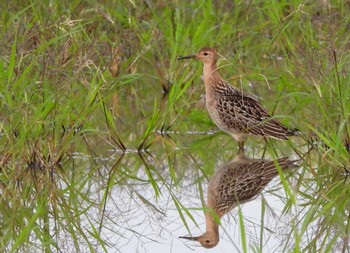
[179,151,298,248]
[177,47,298,151]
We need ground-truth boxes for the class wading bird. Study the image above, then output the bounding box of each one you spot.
[178,48,297,151]
[179,152,298,248]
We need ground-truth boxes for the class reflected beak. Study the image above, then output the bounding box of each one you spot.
[177,54,196,60]
[179,235,199,241]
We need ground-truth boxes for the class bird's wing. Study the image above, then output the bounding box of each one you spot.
[209,157,297,215]
[216,86,293,138]
[232,158,295,202]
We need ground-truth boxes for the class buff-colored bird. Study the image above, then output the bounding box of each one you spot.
[180,152,298,248]
[178,48,297,151]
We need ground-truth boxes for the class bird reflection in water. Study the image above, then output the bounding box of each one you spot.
[180,151,298,248]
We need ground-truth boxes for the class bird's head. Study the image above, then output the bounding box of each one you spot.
[179,231,219,249]
[177,47,218,65]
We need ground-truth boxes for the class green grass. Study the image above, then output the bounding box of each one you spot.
[1,0,350,252]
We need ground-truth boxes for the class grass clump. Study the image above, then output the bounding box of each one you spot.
[0,1,350,252]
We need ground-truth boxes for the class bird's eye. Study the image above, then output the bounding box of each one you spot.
[203,52,208,56]
[205,239,210,243]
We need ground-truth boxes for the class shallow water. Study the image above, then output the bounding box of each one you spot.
[63,148,303,252]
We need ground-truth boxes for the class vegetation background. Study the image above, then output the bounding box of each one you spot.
[1,0,350,252]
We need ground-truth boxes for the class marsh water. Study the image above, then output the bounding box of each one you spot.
[2,1,350,252]
[64,145,303,253]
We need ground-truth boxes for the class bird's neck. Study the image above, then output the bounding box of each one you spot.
[205,211,220,235]
[203,63,221,83]
[202,63,224,97]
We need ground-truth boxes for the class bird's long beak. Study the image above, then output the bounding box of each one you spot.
[179,235,200,241]
[177,54,196,60]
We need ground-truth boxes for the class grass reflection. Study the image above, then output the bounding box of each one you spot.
[1,1,350,252]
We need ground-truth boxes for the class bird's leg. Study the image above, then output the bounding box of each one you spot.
[261,137,268,158]
[238,141,245,154]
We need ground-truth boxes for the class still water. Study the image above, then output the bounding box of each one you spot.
[70,147,303,253]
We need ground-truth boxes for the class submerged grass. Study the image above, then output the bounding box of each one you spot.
[1,0,350,252]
